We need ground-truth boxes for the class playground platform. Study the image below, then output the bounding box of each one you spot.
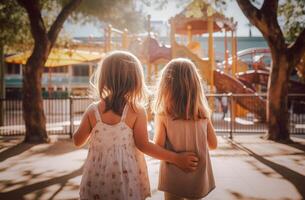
[0,134,304,200]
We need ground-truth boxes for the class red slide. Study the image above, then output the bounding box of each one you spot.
[214,69,266,120]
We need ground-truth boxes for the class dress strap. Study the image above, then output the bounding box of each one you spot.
[94,103,102,122]
[121,104,128,122]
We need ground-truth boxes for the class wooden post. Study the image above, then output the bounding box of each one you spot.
[89,63,93,76]
[122,28,129,49]
[147,15,151,37]
[154,64,158,81]
[170,19,176,58]
[234,30,238,73]
[108,24,112,51]
[224,30,229,73]
[104,26,108,52]
[231,29,237,121]
[208,15,215,111]
[208,16,215,89]
[231,30,237,75]
[187,25,192,44]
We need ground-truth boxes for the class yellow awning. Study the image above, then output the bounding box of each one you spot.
[5,48,104,67]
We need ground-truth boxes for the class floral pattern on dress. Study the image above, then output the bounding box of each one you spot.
[79,103,151,200]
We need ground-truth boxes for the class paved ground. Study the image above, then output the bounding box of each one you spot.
[0,134,304,200]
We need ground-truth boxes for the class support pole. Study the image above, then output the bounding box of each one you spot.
[108,24,112,52]
[154,64,158,81]
[224,30,229,73]
[147,15,151,37]
[89,63,93,77]
[170,19,176,58]
[122,29,129,49]
[147,62,152,84]
[187,25,192,44]
[231,30,237,75]
[104,27,108,52]
[208,15,215,90]
[231,30,237,122]
[208,15,215,111]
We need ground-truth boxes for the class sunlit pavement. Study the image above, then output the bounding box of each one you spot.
[0,134,304,200]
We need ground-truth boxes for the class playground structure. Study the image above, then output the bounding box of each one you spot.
[102,1,305,120]
[101,2,263,120]
[143,1,266,120]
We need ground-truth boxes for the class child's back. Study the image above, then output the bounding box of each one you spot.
[158,116,215,199]
[74,52,200,200]
[80,102,150,200]
[153,58,217,199]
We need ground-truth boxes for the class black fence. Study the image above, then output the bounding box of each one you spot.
[0,94,304,137]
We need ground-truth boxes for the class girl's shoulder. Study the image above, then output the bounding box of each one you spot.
[155,113,169,126]
[86,101,99,114]
[86,100,106,112]
[86,101,98,111]
[85,100,105,124]
[127,103,145,116]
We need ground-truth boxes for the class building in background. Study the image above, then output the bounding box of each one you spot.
[4,48,103,98]
[4,62,97,98]
[4,35,268,98]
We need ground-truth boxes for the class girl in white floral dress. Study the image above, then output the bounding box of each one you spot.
[73,51,199,200]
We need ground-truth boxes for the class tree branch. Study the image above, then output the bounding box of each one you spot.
[48,0,82,46]
[261,0,278,15]
[236,0,285,49]
[236,0,267,36]
[288,28,305,67]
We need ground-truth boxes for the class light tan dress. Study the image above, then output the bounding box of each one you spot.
[158,115,215,199]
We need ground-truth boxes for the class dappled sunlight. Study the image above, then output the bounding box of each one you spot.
[0,137,86,199]
[0,135,305,199]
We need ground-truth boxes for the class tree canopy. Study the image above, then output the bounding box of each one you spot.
[0,0,150,53]
[0,1,31,51]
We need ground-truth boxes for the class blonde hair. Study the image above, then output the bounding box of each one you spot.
[90,51,148,115]
[153,58,211,120]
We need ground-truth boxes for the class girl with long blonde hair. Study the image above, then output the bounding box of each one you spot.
[73,51,199,200]
[153,58,217,200]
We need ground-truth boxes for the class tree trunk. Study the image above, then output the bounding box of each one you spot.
[23,40,50,143]
[265,51,291,142]
[235,0,305,143]
[0,45,5,126]
[17,0,82,143]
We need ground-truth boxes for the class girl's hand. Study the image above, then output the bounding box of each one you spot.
[174,152,199,172]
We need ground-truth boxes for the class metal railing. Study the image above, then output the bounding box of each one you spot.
[0,94,304,137]
[206,93,268,138]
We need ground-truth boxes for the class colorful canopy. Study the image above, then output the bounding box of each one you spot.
[5,48,103,67]
[170,0,236,35]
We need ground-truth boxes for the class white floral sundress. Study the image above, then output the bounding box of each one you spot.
[80,103,151,200]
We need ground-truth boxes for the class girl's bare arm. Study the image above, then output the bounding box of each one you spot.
[153,115,166,147]
[73,107,95,147]
[133,108,198,172]
[207,119,218,150]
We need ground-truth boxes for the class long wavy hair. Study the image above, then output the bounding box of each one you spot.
[90,51,148,115]
[153,58,211,120]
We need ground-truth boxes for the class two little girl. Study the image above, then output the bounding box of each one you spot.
[73,51,217,200]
